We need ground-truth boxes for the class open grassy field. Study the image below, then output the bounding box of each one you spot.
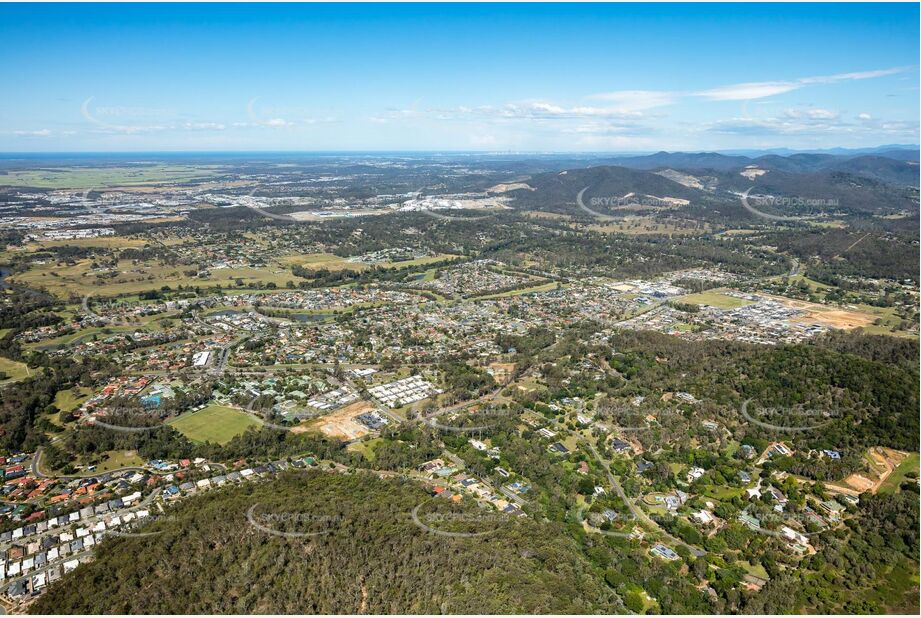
[279,252,369,272]
[524,211,573,221]
[54,387,93,412]
[9,258,296,299]
[879,452,920,494]
[347,437,383,461]
[769,295,880,330]
[715,228,759,237]
[24,323,164,350]
[92,450,145,472]
[281,252,461,273]
[585,217,710,236]
[0,356,31,384]
[0,165,222,189]
[783,274,835,291]
[473,281,560,300]
[50,387,93,428]
[51,449,146,475]
[168,404,262,445]
[702,486,746,500]
[23,236,151,251]
[677,291,753,309]
[848,303,918,338]
[737,561,770,581]
[758,278,915,337]
[383,253,462,268]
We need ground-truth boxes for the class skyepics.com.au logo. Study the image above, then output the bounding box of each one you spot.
[246,503,343,539]
[86,401,304,436]
[84,406,167,435]
[604,405,686,432]
[410,197,500,223]
[81,293,135,328]
[739,187,838,223]
[410,498,508,538]
[81,97,177,134]
[737,509,830,541]
[740,399,840,433]
[576,186,675,219]
[241,188,301,223]
[576,187,679,220]
[426,408,517,434]
[103,511,181,539]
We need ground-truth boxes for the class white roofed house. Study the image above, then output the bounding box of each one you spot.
[687,467,705,483]
[691,509,715,525]
[781,526,809,545]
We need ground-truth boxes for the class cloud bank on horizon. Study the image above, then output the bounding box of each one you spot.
[0,3,918,152]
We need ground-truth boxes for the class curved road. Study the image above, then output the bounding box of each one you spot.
[31,447,226,481]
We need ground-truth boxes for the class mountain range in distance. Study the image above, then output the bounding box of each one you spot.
[504,147,919,223]
[595,148,919,178]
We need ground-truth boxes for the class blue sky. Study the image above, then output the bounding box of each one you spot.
[1,2,918,152]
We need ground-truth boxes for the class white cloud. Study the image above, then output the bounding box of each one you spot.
[244,98,333,128]
[801,67,906,84]
[377,101,646,123]
[708,113,918,138]
[695,66,907,101]
[696,81,801,101]
[586,89,675,111]
[784,108,839,120]
[182,122,226,131]
[13,129,53,137]
[858,113,872,120]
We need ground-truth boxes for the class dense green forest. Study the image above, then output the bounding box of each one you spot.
[742,491,920,614]
[31,472,622,614]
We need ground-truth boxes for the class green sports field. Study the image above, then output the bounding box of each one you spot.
[167,404,262,445]
[678,291,753,309]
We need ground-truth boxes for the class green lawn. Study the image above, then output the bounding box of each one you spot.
[736,560,770,580]
[383,253,462,268]
[92,450,145,472]
[54,387,92,412]
[0,165,221,189]
[51,449,145,475]
[702,486,746,500]
[785,274,835,291]
[0,356,31,384]
[51,387,93,427]
[473,281,560,300]
[879,452,920,494]
[347,437,383,461]
[168,404,262,445]
[25,325,146,350]
[678,291,753,309]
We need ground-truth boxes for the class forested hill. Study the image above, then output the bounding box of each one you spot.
[32,471,622,614]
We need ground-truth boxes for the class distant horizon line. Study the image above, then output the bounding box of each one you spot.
[0,144,918,158]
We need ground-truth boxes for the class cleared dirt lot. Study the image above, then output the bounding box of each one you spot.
[766,295,877,329]
[301,400,376,440]
[797,308,875,329]
[831,448,913,495]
